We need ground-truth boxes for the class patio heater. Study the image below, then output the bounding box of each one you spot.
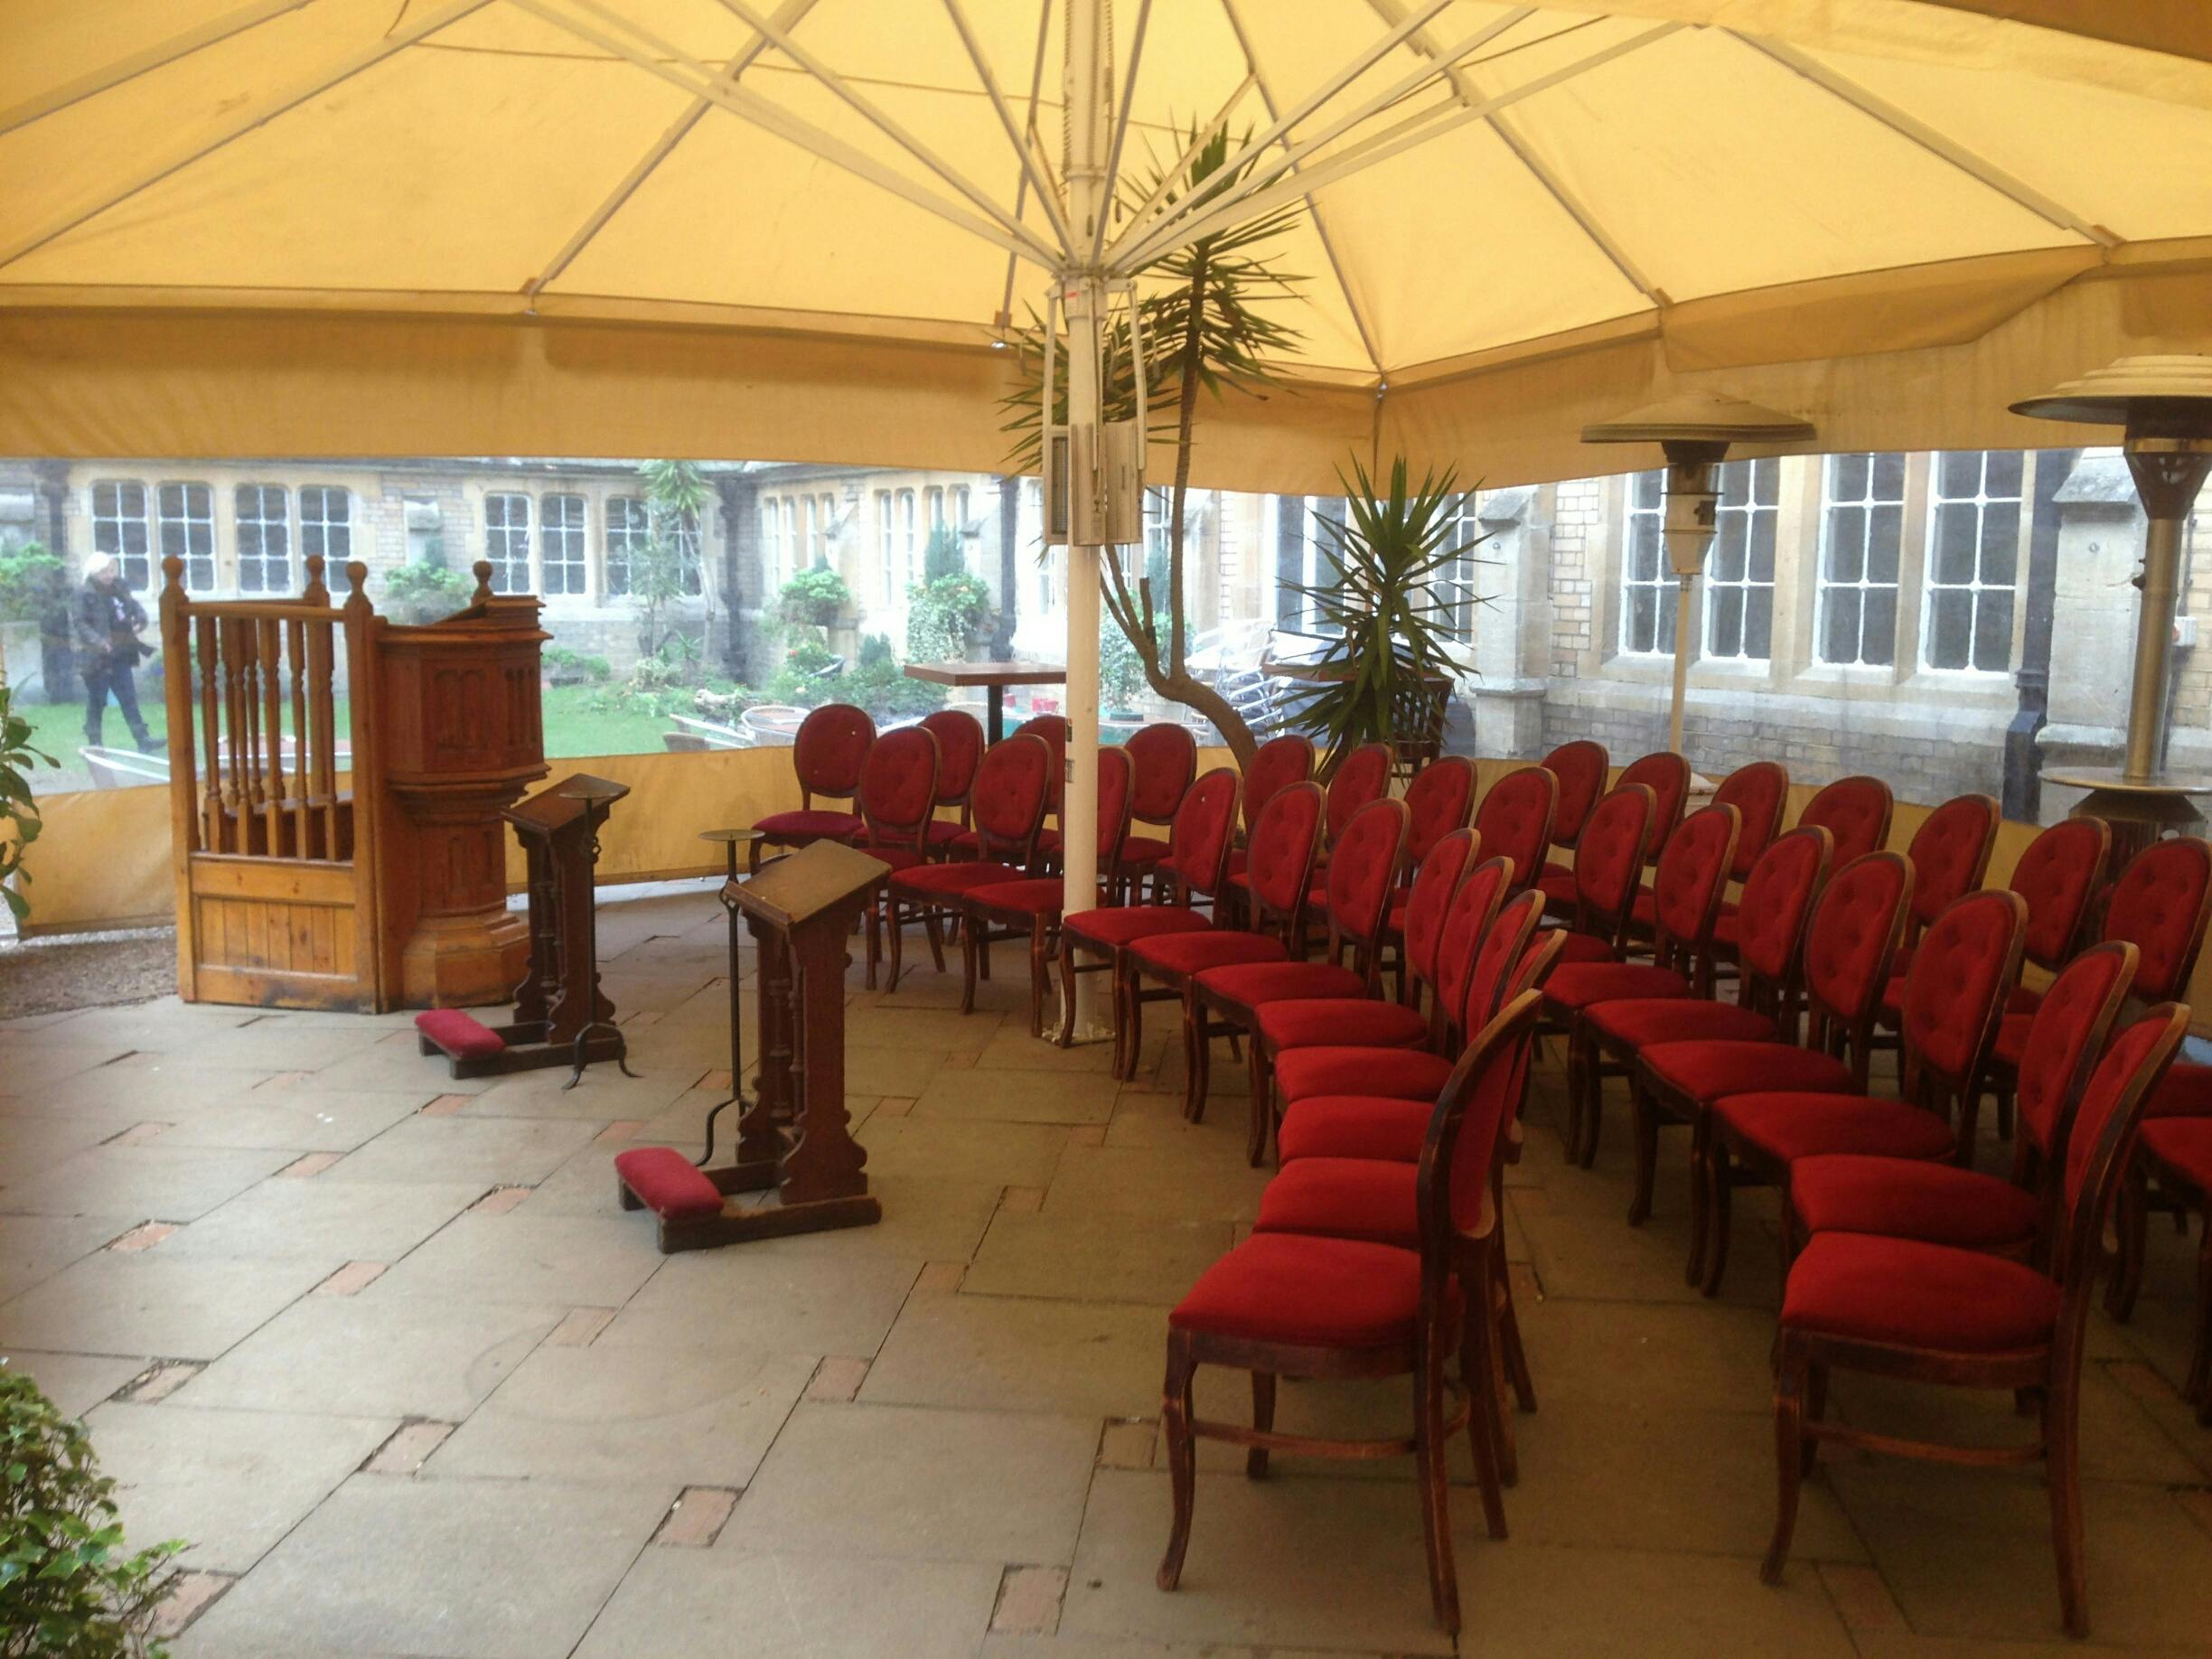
[2014,355,2212,862]
[1581,392,1815,780]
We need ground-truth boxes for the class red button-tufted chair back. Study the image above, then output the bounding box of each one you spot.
[920,709,986,814]
[1164,767,1242,898]
[1403,756,1476,864]
[2010,817,2110,970]
[1903,793,2001,936]
[1322,797,1411,950]
[1094,745,1136,861]
[1458,885,1545,1036]
[1434,989,1545,1242]
[792,702,876,804]
[965,733,1052,863]
[1012,714,1071,813]
[1650,802,1740,962]
[1617,750,1691,861]
[1125,723,1197,827]
[1474,764,1557,895]
[1401,830,1476,989]
[1323,743,1392,846]
[2057,1005,2189,1295]
[1540,740,1608,847]
[1571,783,1656,927]
[858,725,941,849]
[1243,781,1326,924]
[2015,941,2137,1157]
[1802,850,1914,1032]
[1432,853,1511,1027]
[1735,826,1833,990]
[2097,836,2212,1000]
[1899,888,2026,1090]
[1711,760,1789,880]
[1798,774,1894,866]
[1242,733,1317,835]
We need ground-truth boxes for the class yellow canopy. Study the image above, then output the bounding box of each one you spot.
[2,0,2208,487]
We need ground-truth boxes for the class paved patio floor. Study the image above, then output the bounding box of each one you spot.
[5,881,2211,1657]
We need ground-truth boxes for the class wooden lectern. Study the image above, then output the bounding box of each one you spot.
[616,839,886,1248]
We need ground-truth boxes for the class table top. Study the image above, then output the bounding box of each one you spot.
[698,827,765,844]
[902,660,1069,689]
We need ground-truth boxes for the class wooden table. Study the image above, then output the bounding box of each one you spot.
[903,661,1067,742]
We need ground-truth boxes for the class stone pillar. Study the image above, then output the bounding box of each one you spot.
[716,473,764,684]
[1274,494,1303,630]
[992,474,1018,661]
[30,459,75,703]
[1466,484,1552,758]
[2001,448,2076,822]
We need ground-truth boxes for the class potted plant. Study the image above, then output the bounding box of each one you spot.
[778,566,850,631]
[0,680,55,924]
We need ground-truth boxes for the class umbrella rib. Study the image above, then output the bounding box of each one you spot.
[1114,70,1260,239]
[998,0,1057,326]
[942,0,1075,257]
[1732,32,2115,248]
[0,0,494,277]
[527,0,820,301]
[0,0,317,139]
[1092,0,1152,265]
[511,0,1057,267]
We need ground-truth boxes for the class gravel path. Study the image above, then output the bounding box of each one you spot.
[0,926,176,1017]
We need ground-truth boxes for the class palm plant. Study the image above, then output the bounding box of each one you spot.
[1003,124,1304,764]
[0,679,55,923]
[1278,457,1488,773]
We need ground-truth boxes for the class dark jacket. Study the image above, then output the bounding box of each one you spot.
[75,578,150,667]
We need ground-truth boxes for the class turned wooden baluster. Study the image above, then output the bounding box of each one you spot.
[304,605,337,861]
[258,617,286,857]
[221,616,251,851]
[195,614,222,852]
[286,615,310,857]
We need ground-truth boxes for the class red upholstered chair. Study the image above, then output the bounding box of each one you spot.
[961,747,1134,1036]
[851,725,941,987]
[1617,749,1691,867]
[1015,713,1072,863]
[1476,764,1557,900]
[1324,742,1393,848]
[1240,732,1317,838]
[1652,759,1787,950]
[1380,827,1479,1007]
[1535,739,1607,897]
[1128,783,1326,1120]
[1700,888,2027,1295]
[1540,782,1656,966]
[1797,773,1893,866]
[880,733,1051,993]
[1791,942,2138,1261]
[917,708,986,858]
[1401,756,1477,869]
[1191,798,1411,1161]
[1598,827,1834,1223]
[1058,767,1241,1076]
[1156,991,1545,1635]
[1634,850,1912,1278]
[748,702,875,871]
[1551,801,1741,1167]
[1870,792,2002,1058]
[2125,1115,2212,1425]
[1115,723,1198,903]
[1760,1004,2189,1639]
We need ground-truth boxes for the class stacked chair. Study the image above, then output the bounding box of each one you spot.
[747,702,875,870]
[878,732,1052,991]
[1113,724,1198,903]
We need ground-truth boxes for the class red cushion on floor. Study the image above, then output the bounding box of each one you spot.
[1274,1046,1454,1106]
[1255,1158,1418,1246]
[1584,998,1780,1052]
[1120,835,1172,866]
[2142,1115,2212,1189]
[1256,998,1428,1052]
[613,1147,725,1222]
[1169,1233,1435,1348]
[1132,931,1289,974]
[414,1008,503,1060]
[1782,1233,2061,1353]
[1790,1154,2039,1249]
[966,877,1093,916]
[1639,1040,1855,1103]
[1542,961,1692,1014]
[1197,961,1367,1008]
[1543,928,1617,966]
[1278,1095,1434,1163]
[1715,1092,1955,1165]
[1064,905,1216,947]
[755,808,864,840]
[891,859,1024,896]
[2145,1060,2212,1122]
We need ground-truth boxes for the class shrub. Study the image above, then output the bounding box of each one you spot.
[777,566,850,628]
[383,560,473,625]
[922,524,967,585]
[905,572,992,665]
[0,544,68,629]
[1100,618,1145,710]
[1,1368,183,1658]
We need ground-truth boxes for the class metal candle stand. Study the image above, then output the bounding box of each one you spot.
[556,775,640,1090]
[694,827,764,1161]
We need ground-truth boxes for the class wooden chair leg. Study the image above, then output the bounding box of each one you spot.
[1056,939,1081,1050]
[1246,1371,1276,1479]
[1995,1084,2015,1142]
[923,910,947,975]
[1802,1362,1827,1474]
[1026,920,1049,1039]
[2046,1377,2088,1638]
[1246,1038,1272,1166]
[1158,1336,1197,1592]
[866,899,882,989]
[885,897,905,991]
[1760,1336,1807,1586]
[1124,967,1151,1086]
[1685,1114,1712,1286]
[1701,1140,1736,1298]
[1628,1078,1660,1227]
[1572,1034,1603,1170]
[1495,1250,1537,1414]
[1454,1273,1510,1540]
[2185,1198,2212,1422]
[959,920,979,1016]
[2105,1158,2150,1321]
[1415,1334,1463,1636]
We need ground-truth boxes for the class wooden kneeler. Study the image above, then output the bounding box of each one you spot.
[616,839,886,1251]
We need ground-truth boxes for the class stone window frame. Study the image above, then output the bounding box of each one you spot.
[156,480,217,595]
[483,490,532,595]
[1813,452,1908,669]
[539,491,590,597]
[1616,468,1674,658]
[606,493,648,597]
[90,479,154,593]
[1703,457,1780,664]
[874,490,895,602]
[298,484,351,596]
[234,482,293,595]
[1918,449,2028,677]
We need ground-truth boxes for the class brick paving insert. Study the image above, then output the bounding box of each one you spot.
[120,1361,205,1403]
[362,1420,456,1475]
[548,1307,616,1346]
[805,1356,871,1402]
[149,1570,236,1639]
[278,1151,343,1178]
[419,1094,472,1117]
[651,1486,741,1548]
[313,1261,388,1297]
[470,1185,532,1214]
[989,1565,1068,1636]
[108,1222,176,1252]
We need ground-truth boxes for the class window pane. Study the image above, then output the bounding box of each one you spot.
[1828,509,1864,582]
[1712,513,1746,582]
[1627,586,1655,653]
[1627,515,1659,582]
[1750,456,1778,507]
[1871,452,1906,501]
[1973,589,2015,672]
[1711,586,1743,658]
[1749,513,1775,583]
[1979,501,2020,586]
[1985,449,2023,499]
[1823,589,1861,664]
[1632,470,1663,510]
[1861,586,1898,666]
[1938,450,1980,497]
[1867,507,1901,584]
[542,493,587,595]
[1718,460,1749,509]
[1932,501,1978,585]
[1834,453,1868,499]
[235,483,289,594]
[1926,588,1972,669]
[1655,581,1678,649]
[1744,588,1773,661]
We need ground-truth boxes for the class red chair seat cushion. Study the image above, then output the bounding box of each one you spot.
[1585,998,1779,1052]
[966,877,1087,917]
[1256,998,1428,1053]
[1065,905,1215,947]
[1790,1154,2039,1250]
[1197,961,1367,1008]
[1254,1158,1418,1247]
[415,1008,503,1061]
[1715,1092,1956,1165]
[1542,961,1692,1015]
[2142,1115,2212,1190]
[755,808,864,840]
[859,845,928,874]
[1278,1095,1434,1163]
[1132,931,1289,975]
[1782,1233,2061,1353]
[1169,1233,1439,1349]
[1639,1040,1856,1104]
[891,860,1025,897]
[1120,835,1172,867]
[923,820,970,848]
[2145,1060,2212,1122]
[612,1147,725,1222]
[1274,1047,1454,1106]
[1544,929,1617,966]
